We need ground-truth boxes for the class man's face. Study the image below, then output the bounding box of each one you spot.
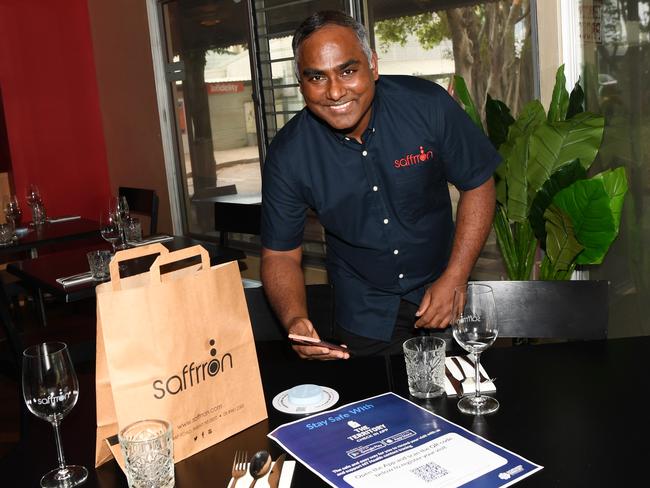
[297,25,379,141]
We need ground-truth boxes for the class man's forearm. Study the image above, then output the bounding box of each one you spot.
[445,178,496,280]
[260,248,308,331]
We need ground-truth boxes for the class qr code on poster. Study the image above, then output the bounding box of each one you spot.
[411,461,449,483]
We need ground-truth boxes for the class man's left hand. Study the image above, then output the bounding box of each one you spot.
[415,274,466,329]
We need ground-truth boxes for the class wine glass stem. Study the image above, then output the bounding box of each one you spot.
[52,419,68,472]
[474,352,482,399]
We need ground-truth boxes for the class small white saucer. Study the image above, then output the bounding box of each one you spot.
[272,385,339,415]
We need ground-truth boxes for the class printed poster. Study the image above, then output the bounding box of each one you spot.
[269,392,542,487]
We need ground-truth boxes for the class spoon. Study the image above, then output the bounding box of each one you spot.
[248,450,272,488]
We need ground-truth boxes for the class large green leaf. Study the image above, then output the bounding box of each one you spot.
[504,100,546,141]
[527,112,604,197]
[543,204,584,273]
[486,94,515,149]
[553,177,622,265]
[566,80,585,120]
[497,101,546,221]
[493,205,537,280]
[505,135,530,222]
[593,167,628,234]
[548,65,569,122]
[529,159,587,245]
[452,75,483,132]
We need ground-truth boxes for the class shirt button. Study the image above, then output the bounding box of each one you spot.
[383,218,389,224]
[345,137,350,141]
[372,128,376,132]
[398,273,404,279]
[393,249,399,255]
[372,186,378,192]
[362,150,368,156]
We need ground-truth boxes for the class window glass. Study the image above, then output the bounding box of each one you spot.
[162,0,261,240]
[575,0,650,337]
[367,0,536,279]
[160,1,536,275]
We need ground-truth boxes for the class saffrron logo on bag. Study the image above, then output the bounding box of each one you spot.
[152,339,233,399]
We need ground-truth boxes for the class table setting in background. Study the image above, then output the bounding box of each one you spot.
[0,184,99,256]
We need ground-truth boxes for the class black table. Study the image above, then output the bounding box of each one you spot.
[0,218,100,258]
[6,237,246,303]
[3,337,649,486]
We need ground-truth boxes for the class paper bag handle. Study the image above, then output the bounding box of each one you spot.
[149,245,211,283]
[109,243,170,291]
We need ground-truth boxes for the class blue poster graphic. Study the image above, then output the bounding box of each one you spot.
[269,393,542,487]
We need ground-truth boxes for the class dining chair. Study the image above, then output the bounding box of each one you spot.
[214,202,261,271]
[214,202,261,247]
[245,284,334,342]
[0,278,22,374]
[472,280,609,340]
[118,187,159,235]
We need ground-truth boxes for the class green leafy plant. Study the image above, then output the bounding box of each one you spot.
[454,65,628,280]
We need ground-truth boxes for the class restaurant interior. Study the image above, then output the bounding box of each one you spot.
[1,0,649,486]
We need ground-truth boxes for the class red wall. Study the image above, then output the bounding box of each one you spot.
[0,0,111,219]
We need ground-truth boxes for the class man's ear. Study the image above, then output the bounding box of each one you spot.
[371,51,379,80]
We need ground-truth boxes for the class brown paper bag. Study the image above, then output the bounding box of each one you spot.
[94,244,267,467]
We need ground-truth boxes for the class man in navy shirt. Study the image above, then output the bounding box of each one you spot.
[261,11,500,359]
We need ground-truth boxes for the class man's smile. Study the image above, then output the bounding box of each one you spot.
[326,100,354,113]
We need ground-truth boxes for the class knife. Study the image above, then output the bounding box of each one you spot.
[445,367,464,396]
[459,355,489,383]
[267,453,286,488]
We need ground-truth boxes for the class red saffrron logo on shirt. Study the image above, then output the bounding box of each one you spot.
[394,146,434,168]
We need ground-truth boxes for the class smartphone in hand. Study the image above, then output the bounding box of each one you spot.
[288,334,349,354]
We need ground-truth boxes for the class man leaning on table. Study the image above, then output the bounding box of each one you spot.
[260,10,500,360]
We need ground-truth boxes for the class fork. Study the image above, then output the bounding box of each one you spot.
[229,450,248,488]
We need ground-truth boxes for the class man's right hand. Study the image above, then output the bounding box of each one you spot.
[287,317,350,360]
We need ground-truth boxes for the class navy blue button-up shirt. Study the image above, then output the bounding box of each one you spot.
[261,75,501,341]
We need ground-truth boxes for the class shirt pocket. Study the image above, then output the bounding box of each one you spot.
[393,162,446,223]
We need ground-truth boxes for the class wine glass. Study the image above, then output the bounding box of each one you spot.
[26,183,42,207]
[451,283,499,415]
[100,210,121,253]
[4,195,22,229]
[22,342,88,487]
[109,196,129,249]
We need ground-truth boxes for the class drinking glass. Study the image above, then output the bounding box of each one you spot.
[100,211,122,253]
[26,183,42,207]
[119,419,175,488]
[32,201,47,225]
[451,283,499,415]
[22,342,88,487]
[5,195,22,228]
[109,196,129,249]
[124,217,142,244]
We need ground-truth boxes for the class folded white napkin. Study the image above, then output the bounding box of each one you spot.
[228,460,295,488]
[47,215,81,223]
[56,271,95,287]
[444,356,496,396]
[130,235,174,246]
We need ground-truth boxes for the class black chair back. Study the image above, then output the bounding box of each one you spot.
[214,202,261,247]
[118,187,159,235]
[0,279,22,373]
[473,280,609,340]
